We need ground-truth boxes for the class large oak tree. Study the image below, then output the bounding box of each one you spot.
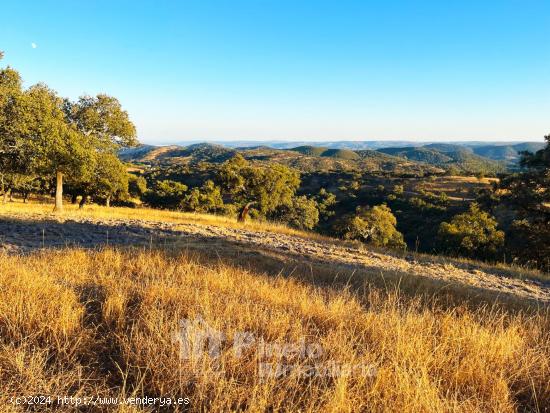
[1,52,137,210]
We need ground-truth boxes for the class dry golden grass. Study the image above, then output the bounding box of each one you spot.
[1,246,549,412]
[0,200,329,242]
[410,176,498,201]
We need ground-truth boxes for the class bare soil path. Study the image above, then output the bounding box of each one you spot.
[1,209,549,305]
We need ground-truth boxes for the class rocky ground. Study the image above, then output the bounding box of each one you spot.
[1,209,549,305]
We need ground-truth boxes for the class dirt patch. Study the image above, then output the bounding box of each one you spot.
[1,210,549,305]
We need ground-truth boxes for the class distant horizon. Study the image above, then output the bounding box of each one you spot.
[144,137,546,147]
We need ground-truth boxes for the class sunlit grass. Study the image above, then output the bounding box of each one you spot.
[0,199,329,242]
[1,200,549,410]
[0,248,548,411]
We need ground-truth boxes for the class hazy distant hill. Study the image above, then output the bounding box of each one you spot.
[177,143,237,163]
[180,140,421,150]
[254,145,434,174]
[379,144,504,174]
[288,146,360,160]
[376,147,453,164]
[423,143,474,154]
[175,140,546,154]
[470,142,546,161]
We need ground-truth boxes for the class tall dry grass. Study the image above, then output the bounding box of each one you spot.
[3,199,547,285]
[0,200,329,242]
[1,247,548,412]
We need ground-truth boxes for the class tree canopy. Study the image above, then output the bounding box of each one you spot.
[335,204,406,248]
[0,52,137,210]
[497,135,549,270]
[438,203,504,259]
[218,154,300,216]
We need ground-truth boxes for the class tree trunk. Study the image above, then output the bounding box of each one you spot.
[237,202,256,223]
[54,171,63,212]
[0,176,4,203]
[79,195,87,209]
[71,194,78,204]
[106,195,111,208]
[2,188,11,204]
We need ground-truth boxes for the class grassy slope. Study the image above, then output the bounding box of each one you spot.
[0,201,328,242]
[1,203,549,411]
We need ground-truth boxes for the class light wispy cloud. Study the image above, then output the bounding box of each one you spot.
[31,42,37,49]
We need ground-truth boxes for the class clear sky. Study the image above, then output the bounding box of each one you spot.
[1,0,549,143]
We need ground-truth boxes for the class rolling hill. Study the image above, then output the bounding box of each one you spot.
[119,143,236,165]
[288,146,361,160]
[121,143,443,175]
[120,141,545,175]
[378,144,505,174]
[376,147,453,164]
[470,142,546,162]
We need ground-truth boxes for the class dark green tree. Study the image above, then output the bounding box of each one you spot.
[63,95,137,149]
[218,155,300,216]
[1,53,137,209]
[144,179,188,209]
[128,174,148,199]
[0,61,35,201]
[498,134,549,270]
[25,84,95,211]
[180,180,224,213]
[314,188,337,222]
[60,94,137,210]
[334,204,406,249]
[92,153,129,207]
[65,152,129,208]
[269,196,319,230]
[438,203,504,259]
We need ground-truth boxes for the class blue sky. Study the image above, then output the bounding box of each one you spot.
[1,0,549,143]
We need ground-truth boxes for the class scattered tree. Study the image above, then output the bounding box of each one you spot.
[218,155,300,216]
[144,179,188,209]
[315,188,337,222]
[1,53,137,210]
[498,134,550,270]
[438,203,504,259]
[335,204,406,249]
[180,180,224,213]
[128,174,147,199]
[25,84,95,211]
[269,196,320,230]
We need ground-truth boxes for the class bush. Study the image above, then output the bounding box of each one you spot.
[128,174,147,199]
[144,180,188,209]
[334,204,406,249]
[269,196,320,230]
[438,203,504,259]
[180,180,224,214]
[315,188,337,222]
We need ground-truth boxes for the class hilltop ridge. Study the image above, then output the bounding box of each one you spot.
[1,202,548,307]
[120,140,541,174]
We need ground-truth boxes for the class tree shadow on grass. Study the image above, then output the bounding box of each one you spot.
[174,236,550,314]
[1,214,547,313]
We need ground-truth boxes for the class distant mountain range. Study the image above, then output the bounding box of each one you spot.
[120,140,545,175]
[168,139,545,153]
